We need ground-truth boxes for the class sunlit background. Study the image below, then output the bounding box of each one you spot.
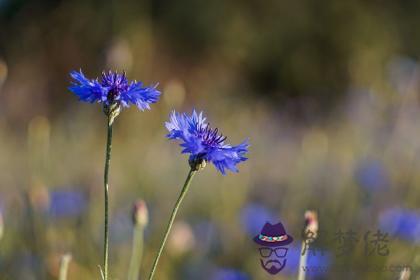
[0,0,420,279]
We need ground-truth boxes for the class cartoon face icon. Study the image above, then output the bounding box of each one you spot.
[253,222,294,275]
[258,246,288,274]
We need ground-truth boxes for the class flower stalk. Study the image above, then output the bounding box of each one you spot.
[298,210,318,280]
[128,200,149,280]
[58,254,72,280]
[147,169,196,280]
[298,240,308,280]
[128,225,145,280]
[103,115,114,280]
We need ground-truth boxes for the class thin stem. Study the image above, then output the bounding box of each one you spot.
[127,225,145,280]
[298,241,308,280]
[103,116,113,280]
[147,169,196,280]
[58,254,72,280]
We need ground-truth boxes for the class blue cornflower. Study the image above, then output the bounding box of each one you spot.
[355,158,389,192]
[69,70,160,112]
[379,207,420,244]
[240,203,276,236]
[48,190,87,219]
[165,110,249,175]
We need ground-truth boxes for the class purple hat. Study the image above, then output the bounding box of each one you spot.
[253,222,293,247]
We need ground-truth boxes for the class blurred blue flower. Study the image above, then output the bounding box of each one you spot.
[48,190,87,219]
[282,245,331,278]
[379,207,420,244]
[240,203,276,236]
[355,159,389,191]
[69,70,160,110]
[210,268,250,280]
[165,110,249,174]
[109,208,133,244]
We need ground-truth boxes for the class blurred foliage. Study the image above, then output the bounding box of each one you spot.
[1,0,420,118]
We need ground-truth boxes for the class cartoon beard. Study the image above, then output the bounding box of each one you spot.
[260,258,287,275]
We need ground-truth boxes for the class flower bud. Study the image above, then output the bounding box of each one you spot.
[304,210,318,240]
[189,157,206,171]
[103,102,121,125]
[132,200,148,227]
[399,267,411,280]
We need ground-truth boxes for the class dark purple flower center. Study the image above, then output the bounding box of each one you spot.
[101,71,129,102]
[197,123,227,147]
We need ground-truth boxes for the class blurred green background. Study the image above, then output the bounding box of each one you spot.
[0,0,419,279]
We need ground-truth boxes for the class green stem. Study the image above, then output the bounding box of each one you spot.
[58,254,72,280]
[127,225,145,280]
[147,169,196,280]
[297,241,308,280]
[103,117,113,280]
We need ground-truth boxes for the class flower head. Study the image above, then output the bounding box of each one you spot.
[165,110,249,175]
[69,70,160,113]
